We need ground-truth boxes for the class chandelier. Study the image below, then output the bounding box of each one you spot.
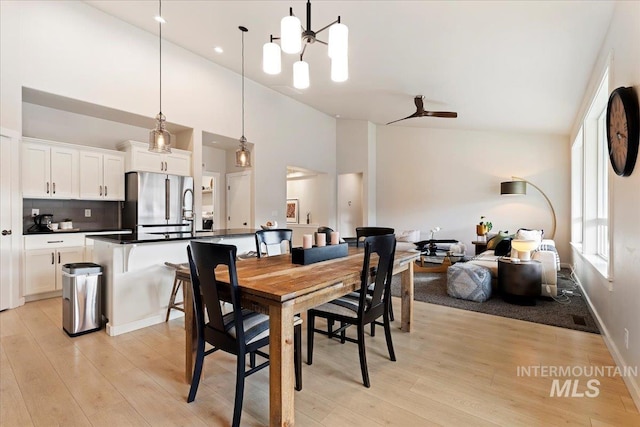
[262,0,348,89]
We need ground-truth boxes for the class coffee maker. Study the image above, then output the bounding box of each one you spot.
[32,214,54,232]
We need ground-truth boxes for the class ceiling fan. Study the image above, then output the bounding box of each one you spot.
[386,95,458,125]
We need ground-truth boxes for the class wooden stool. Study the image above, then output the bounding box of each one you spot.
[165,262,190,322]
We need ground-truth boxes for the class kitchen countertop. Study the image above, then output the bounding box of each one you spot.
[87,228,259,244]
[24,228,132,236]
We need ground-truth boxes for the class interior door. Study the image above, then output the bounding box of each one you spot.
[0,134,15,309]
[226,172,252,229]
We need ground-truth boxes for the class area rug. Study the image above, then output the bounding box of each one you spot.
[391,268,600,334]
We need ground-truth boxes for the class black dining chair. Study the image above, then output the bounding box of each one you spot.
[307,234,397,388]
[186,241,302,427]
[254,229,293,258]
[355,226,396,331]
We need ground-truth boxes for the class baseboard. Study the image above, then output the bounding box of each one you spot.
[105,310,184,336]
[573,274,640,411]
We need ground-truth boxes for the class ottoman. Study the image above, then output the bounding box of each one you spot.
[447,263,492,302]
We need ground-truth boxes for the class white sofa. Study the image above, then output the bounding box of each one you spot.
[468,238,560,297]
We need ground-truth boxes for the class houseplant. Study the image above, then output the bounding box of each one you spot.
[476,216,492,236]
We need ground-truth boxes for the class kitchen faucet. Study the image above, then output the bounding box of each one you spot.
[182,188,195,234]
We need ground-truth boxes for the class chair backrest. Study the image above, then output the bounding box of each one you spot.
[355,227,395,247]
[254,229,293,258]
[187,241,246,344]
[359,234,396,320]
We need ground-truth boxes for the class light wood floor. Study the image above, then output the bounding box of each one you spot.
[1,297,638,426]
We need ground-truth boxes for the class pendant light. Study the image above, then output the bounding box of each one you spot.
[149,0,171,153]
[236,26,251,168]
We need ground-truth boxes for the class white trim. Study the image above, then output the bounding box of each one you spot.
[106,310,184,336]
[573,273,640,411]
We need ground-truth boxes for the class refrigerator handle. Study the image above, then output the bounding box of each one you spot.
[165,178,170,220]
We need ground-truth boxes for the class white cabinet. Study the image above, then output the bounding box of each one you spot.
[79,150,125,200]
[119,140,191,176]
[22,140,79,199]
[23,234,86,296]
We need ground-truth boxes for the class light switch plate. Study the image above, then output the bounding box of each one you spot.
[85,209,91,217]
[32,208,39,217]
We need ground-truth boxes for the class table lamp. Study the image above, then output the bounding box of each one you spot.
[511,239,539,261]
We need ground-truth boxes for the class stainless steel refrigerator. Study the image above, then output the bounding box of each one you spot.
[123,172,194,234]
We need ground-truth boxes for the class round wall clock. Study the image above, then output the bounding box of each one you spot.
[606,86,640,177]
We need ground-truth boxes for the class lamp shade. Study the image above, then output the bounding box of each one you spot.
[293,60,310,89]
[328,22,348,59]
[501,180,526,195]
[511,239,539,261]
[281,15,301,54]
[262,42,281,74]
[331,55,348,82]
[149,113,171,153]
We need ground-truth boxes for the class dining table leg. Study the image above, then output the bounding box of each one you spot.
[269,302,295,427]
[400,260,414,332]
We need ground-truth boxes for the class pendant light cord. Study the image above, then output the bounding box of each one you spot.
[159,0,162,115]
[241,27,245,140]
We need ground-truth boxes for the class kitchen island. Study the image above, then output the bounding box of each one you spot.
[89,229,258,336]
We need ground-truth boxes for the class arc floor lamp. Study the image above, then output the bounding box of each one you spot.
[500,176,556,239]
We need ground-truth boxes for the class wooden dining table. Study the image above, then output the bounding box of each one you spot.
[183,247,419,427]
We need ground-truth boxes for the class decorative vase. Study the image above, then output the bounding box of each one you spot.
[476,224,488,236]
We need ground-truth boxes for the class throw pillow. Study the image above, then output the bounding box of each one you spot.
[494,238,512,256]
[486,231,510,250]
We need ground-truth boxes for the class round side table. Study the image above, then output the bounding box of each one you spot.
[498,258,541,305]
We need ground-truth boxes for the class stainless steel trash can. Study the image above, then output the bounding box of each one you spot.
[62,262,103,337]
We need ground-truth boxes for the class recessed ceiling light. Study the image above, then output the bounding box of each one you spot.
[214,46,224,54]
[154,15,166,24]
[335,114,341,118]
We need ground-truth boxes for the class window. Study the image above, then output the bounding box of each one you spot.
[571,67,610,277]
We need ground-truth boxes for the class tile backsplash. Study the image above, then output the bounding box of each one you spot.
[23,199,121,233]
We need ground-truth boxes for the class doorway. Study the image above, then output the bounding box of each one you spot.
[337,173,364,238]
[0,130,20,310]
[226,171,252,229]
[201,172,220,230]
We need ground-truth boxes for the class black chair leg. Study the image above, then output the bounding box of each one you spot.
[340,321,346,343]
[307,312,314,365]
[328,319,334,337]
[187,337,206,402]
[370,321,376,337]
[232,351,247,427]
[294,324,302,391]
[383,312,396,362]
[357,324,370,388]
[389,299,395,321]
[249,352,256,368]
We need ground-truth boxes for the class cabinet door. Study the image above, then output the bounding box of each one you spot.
[24,249,56,295]
[50,146,79,199]
[22,143,51,198]
[79,151,104,199]
[132,147,164,173]
[55,247,85,290]
[103,154,125,200]
[165,152,191,176]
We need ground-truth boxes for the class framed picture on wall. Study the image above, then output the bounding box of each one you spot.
[286,199,299,224]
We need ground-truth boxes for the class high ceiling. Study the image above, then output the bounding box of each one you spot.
[85,1,615,135]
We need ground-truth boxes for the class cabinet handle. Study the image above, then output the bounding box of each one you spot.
[52,182,56,194]
[51,252,54,264]
[105,186,108,196]
[58,252,61,263]
[46,182,50,194]
[1,230,11,236]
[165,161,168,171]
[160,161,164,171]
[99,185,103,196]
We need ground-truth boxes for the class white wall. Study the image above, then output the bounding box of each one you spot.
[286,176,329,227]
[0,1,336,230]
[570,0,640,407]
[376,126,570,259]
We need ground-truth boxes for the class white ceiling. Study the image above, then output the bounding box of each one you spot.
[85,0,615,135]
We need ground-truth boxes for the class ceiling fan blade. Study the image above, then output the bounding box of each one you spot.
[386,112,420,125]
[414,95,424,112]
[423,111,458,118]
